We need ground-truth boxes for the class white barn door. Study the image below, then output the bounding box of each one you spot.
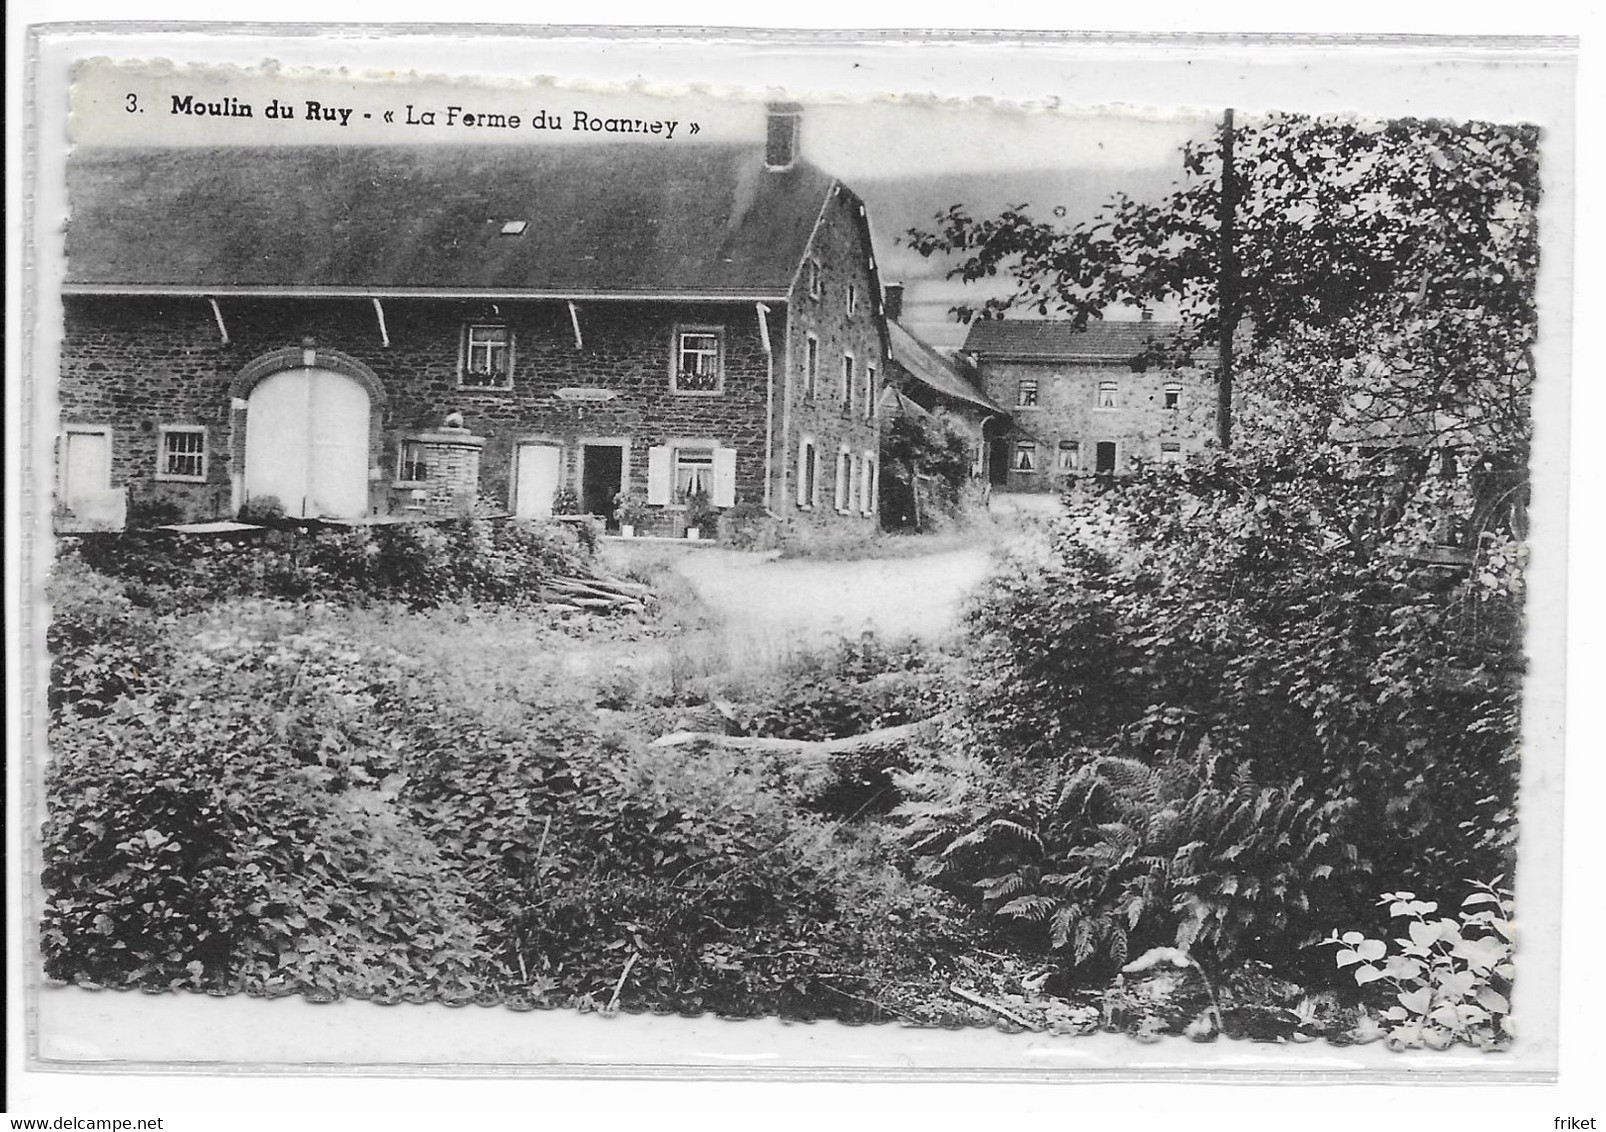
[514,443,562,519]
[244,368,371,519]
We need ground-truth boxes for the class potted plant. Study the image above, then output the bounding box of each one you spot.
[613,488,648,537]
[551,485,581,517]
[682,486,717,540]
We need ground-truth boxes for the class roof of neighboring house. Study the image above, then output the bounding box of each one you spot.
[64,144,844,299]
[888,320,1006,414]
[960,318,1201,364]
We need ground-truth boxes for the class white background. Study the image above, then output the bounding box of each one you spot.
[7,2,1600,1128]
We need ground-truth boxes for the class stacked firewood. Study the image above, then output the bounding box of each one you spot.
[538,573,654,614]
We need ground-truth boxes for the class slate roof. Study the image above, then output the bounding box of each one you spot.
[65,144,841,297]
[960,318,1199,364]
[888,320,1005,414]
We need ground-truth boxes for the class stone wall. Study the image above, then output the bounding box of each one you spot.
[977,359,1218,491]
[57,294,787,531]
[777,186,886,527]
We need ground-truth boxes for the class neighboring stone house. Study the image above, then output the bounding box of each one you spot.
[880,283,1007,477]
[958,317,1217,491]
[57,104,888,535]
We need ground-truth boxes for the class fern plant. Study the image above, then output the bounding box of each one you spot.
[894,745,1358,970]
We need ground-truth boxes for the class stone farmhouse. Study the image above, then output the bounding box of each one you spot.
[56,104,889,536]
[957,317,1217,491]
[879,283,1007,478]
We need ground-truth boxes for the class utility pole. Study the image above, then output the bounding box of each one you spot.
[1217,108,1237,450]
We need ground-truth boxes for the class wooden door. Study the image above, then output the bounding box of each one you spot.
[244,367,371,518]
[515,443,562,519]
[59,428,110,508]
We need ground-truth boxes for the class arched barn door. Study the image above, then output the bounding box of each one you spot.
[243,367,371,519]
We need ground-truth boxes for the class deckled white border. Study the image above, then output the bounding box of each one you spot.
[6,9,1595,1127]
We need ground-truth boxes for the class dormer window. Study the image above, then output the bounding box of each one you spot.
[673,326,724,393]
[461,324,513,388]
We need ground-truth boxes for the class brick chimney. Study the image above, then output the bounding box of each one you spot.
[883,282,905,322]
[765,102,803,171]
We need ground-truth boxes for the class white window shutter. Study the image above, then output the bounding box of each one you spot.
[712,447,737,507]
[647,445,672,505]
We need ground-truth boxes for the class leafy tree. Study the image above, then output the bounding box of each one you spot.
[879,413,976,530]
[907,113,1539,461]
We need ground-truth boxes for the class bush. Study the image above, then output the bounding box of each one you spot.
[745,631,953,741]
[1320,884,1516,1052]
[42,613,492,998]
[61,518,596,613]
[42,583,973,1017]
[880,413,976,531]
[47,555,167,720]
[721,502,780,551]
[940,441,1524,974]
[896,745,1357,973]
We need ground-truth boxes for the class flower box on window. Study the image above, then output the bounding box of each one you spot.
[676,369,720,393]
[460,324,513,388]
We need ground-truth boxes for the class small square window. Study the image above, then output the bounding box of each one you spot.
[158,426,206,482]
[1160,443,1183,464]
[1017,379,1039,408]
[1014,441,1039,472]
[1057,440,1080,472]
[1097,380,1119,409]
[397,439,430,482]
[674,327,724,393]
[1164,383,1183,410]
[462,324,513,388]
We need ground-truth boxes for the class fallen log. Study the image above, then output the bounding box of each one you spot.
[651,711,952,759]
[651,713,954,810]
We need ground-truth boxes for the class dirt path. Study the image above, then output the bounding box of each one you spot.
[669,546,995,641]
